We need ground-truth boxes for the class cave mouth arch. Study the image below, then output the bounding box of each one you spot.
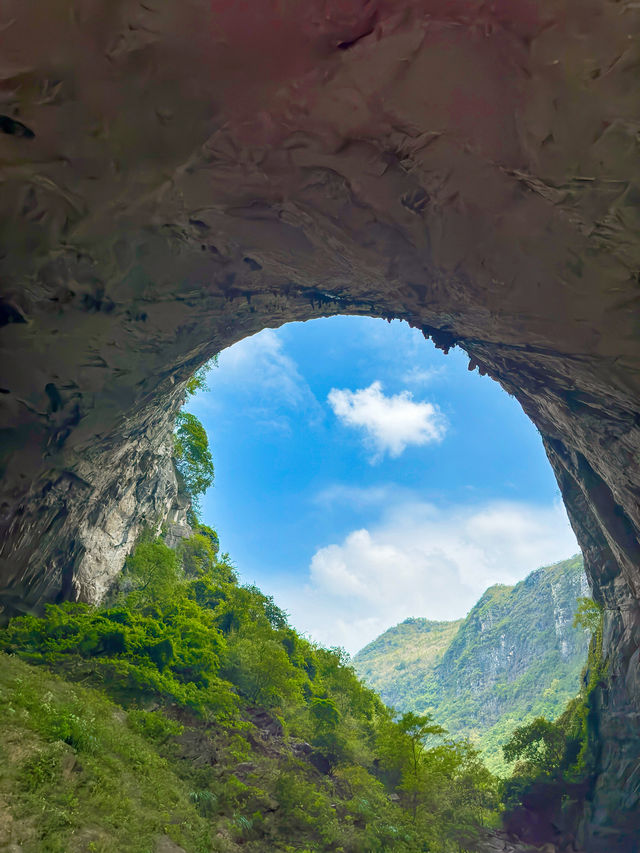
[0,0,639,845]
[3,288,639,850]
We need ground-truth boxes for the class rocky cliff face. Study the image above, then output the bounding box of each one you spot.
[0,395,190,617]
[0,1,639,847]
[437,557,590,706]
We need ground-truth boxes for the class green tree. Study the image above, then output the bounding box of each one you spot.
[378,712,445,820]
[184,356,218,399]
[123,539,181,607]
[573,597,601,634]
[180,532,218,577]
[173,412,214,518]
[196,523,220,555]
[502,716,566,776]
[223,630,305,708]
[310,696,340,729]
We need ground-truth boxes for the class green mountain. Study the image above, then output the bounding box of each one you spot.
[353,554,590,773]
[351,618,463,710]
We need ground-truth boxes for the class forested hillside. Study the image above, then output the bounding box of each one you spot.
[353,556,590,772]
[353,618,463,711]
[0,532,500,852]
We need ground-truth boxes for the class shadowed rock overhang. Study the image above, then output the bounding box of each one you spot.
[0,1,639,848]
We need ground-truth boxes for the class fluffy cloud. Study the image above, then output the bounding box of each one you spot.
[327,381,446,460]
[276,498,579,655]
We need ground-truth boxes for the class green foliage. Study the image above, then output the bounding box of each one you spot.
[185,358,218,399]
[310,696,340,729]
[1,535,501,852]
[0,654,211,852]
[353,618,463,707]
[0,542,235,716]
[185,367,208,398]
[500,597,606,832]
[222,631,306,708]
[189,789,218,817]
[195,523,220,555]
[123,538,181,606]
[502,717,566,775]
[180,532,222,578]
[573,596,602,634]
[127,709,183,743]
[176,360,218,522]
[173,412,214,518]
[376,712,499,849]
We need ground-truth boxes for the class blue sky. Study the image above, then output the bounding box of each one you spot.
[187,316,578,654]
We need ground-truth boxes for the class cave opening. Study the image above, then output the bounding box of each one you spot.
[174,313,597,783]
[0,0,639,845]
[1,277,640,848]
[185,314,580,656]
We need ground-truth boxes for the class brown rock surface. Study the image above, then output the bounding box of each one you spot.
[0,1,638,847]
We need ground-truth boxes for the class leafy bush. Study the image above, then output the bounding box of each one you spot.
[127,709,183,743]
[181,531,222,579]
[502,717,566,776]
[0,541,235,717]
[573,597,602,634]
[223,632,306,708]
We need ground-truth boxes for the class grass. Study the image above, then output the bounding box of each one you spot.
[0,653,211,853]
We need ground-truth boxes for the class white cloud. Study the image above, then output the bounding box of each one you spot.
[275,499,579,655]
[327,381,447,460]
[401,365,446,386]
[313,483,397,510]
[217,329,306,405]
[196,329,320,430]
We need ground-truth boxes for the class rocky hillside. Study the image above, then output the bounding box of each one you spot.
[353,555,590,772]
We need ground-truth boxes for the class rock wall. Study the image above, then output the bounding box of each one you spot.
[428,558,590,727]
[0,389,190,615]
[0,1,639,847]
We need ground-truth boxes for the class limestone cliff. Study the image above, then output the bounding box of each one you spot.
[0,398,190,618]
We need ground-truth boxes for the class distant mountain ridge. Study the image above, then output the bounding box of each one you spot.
[353,554,590,772]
